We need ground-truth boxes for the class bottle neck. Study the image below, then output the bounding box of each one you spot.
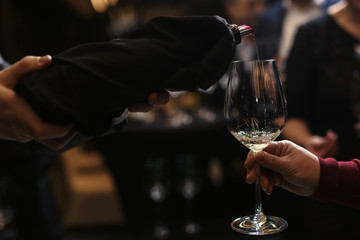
[228,24,254,44]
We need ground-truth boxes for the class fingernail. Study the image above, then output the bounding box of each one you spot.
[39,55,52,64]
[245,176,253,184]
[261,186,269,195]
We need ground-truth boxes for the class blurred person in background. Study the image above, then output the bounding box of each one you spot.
[283,0,360,171]
[255,0,338,75]
[277,0,360,238]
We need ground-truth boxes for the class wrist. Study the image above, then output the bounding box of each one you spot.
[310,157,338,201]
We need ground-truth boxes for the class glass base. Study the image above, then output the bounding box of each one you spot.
[231,214,288,235]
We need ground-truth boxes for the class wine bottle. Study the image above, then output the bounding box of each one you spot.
[15,16,251,137]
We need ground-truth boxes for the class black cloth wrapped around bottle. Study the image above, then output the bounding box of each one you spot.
[15,16,237,136]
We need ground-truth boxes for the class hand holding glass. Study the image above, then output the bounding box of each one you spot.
[224,59,287,235]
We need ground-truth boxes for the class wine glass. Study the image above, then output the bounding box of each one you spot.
[144,157,171,239]
[176,154,202,235]
[224,59,287,235]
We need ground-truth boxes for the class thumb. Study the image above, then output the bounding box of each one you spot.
[325,129,338,141]
[1,55,52,88]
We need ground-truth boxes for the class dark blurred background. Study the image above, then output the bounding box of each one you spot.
[0,0,223,63]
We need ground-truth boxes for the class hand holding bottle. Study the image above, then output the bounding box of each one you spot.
[0,55,73,148]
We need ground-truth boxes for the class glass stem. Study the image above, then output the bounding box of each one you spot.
[254,163,266,222]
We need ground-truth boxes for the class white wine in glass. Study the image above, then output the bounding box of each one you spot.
[224,59,287,235]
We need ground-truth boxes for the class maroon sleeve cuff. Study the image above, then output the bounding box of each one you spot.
[311,157,339,203]
[311,157,360,209]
